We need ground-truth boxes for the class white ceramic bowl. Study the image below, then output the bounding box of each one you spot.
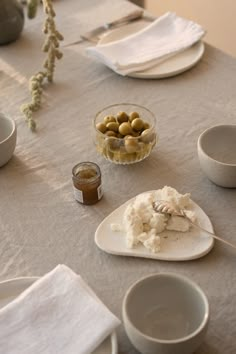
[123,273,209,354]
[197,124,236,188]
[0,114,17,167]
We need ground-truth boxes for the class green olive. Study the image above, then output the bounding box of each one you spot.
[130,130,140,137]
[141,129,155,143]
[105,137,120,152]
[143,121,150,130]
[103,115,116,124]
[124,136,139,153]
[106,122,119,132]
[129,111,140,122]
[131,118,144,131]
[119,122,132,136]
[117,111,129,124]
[105,130,117,137]
[96,122,107,133]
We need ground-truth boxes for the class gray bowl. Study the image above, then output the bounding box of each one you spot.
[122,273,209,354]
[0,114,17,167]
[197,124,236,188]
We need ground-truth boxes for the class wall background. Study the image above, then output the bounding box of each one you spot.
[145,0,236,57]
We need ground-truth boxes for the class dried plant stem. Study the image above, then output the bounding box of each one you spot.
[27,0,38,19]
[21,0,63,131]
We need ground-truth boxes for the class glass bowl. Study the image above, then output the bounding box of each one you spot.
[93,103,158,164]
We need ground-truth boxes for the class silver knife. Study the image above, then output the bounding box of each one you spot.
[65,9,144,46]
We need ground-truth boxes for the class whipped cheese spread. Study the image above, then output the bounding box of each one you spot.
[111,186,196,253]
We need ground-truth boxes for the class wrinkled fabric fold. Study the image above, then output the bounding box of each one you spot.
[87,12,205,75]
[0,265,120,354]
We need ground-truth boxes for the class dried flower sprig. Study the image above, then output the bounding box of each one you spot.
[27,0,38,19]
[21,0,63,131]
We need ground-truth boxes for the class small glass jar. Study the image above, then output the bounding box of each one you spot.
[72,162,102,205]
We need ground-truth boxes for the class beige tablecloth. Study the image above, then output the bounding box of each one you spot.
[0,1,236,353]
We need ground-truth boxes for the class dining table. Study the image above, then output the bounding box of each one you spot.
[0,0,236,353]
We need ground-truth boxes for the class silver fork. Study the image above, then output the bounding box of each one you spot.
[153,200,236,250]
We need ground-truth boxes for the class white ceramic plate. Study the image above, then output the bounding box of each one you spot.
[0,277,118,354]
[95,191,214,261]
[98,20,205,79]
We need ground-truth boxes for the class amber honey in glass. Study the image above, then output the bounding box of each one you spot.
[72,162,102,205]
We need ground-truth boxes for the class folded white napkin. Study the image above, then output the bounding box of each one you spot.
[87,12,205,75]
[0,265,120,354]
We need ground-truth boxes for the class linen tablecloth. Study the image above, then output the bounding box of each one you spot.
[0,1,236,353]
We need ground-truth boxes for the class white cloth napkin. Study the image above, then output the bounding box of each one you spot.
[87,12,205,75]
[0,265,120,354]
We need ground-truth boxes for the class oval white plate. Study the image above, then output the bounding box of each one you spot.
[95,191,214,261]
[98,20,205,79]
[0,277,118,354]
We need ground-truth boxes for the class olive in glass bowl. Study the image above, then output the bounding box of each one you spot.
[93,103,158,164]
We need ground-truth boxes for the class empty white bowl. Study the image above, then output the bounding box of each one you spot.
[122,273,209,354]
[198,124,236,188]
[0,114,17,167]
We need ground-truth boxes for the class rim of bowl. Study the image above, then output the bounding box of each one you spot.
[122,272,209,344]
[94,103,156,139]
[0,115,16,145]
[198,124,236,167]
